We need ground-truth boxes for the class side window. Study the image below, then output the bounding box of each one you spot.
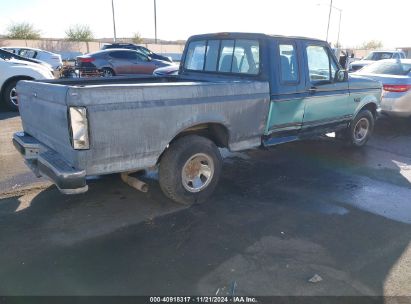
[279,44,299,83]
[109,51,128,59]
[392,53,399,59]
[306,45,337,83]
[135,52,149,62]
[19,49,37,58]
[184,40,206,71]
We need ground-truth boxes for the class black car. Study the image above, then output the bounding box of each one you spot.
[101,43,172,63]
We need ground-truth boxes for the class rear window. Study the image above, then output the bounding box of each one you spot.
[360,61,411,75]
[364,52,394,61]
[184,39,260,75]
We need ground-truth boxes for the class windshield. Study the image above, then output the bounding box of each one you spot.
[359,61,411,75]
[137,47,153,56]
[364,52,394,61]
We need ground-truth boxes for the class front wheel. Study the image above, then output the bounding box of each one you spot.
[159,135,222,205]
[339,109,374,147]
[2,79,20,111]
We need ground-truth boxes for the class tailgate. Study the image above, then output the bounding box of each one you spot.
[17,80,76,165]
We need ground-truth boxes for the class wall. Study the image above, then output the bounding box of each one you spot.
[0,39,185,55]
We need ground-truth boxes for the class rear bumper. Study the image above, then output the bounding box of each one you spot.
[13,132,88,194]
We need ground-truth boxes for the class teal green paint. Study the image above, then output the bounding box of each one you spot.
[303,94,352,123]
[264,102,274,134]
[265,98,305,135]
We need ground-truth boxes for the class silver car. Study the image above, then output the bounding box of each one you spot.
[349,51,406,72]
[355,59,411,117]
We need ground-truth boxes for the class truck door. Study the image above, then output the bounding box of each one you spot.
[301,43,350,129]
[265,40,306,135]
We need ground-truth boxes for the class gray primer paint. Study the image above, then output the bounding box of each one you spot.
[17,80,270,176]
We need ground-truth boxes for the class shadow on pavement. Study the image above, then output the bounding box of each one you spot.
[0,111,19,120]
[0,131,410,296]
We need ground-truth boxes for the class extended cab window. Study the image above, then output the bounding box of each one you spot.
[279,44,299,83]
[184,39,259,75]
[306,45,338,83]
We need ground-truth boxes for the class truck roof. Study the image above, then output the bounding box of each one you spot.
[188,32,324,43]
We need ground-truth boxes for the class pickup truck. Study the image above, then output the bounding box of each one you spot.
[13,33,382,205]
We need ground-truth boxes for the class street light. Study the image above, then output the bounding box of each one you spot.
[111,0,117,42]
[154,0,158,44]
[318,1,342,47]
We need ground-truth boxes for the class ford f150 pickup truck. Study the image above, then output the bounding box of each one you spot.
[13,33,382,205]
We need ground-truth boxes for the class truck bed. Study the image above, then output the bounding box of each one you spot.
[17,76,270,176]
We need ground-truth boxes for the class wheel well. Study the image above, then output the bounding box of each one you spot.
[1,76,34,97]
[157,123,230,164]
[173,123,229,148]
[360,103,377,118]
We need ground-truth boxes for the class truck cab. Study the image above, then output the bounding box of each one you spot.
[180,33,381,145]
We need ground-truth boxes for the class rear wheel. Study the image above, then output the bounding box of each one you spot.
[101,67,115,77]
[159,135,222,205]
[1,79,20,112]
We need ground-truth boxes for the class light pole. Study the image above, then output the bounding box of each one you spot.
[325,0,333,43]
[154,0,158,44]
[111,0,117,42]
[319,2,342,46]
[335,7,342,47]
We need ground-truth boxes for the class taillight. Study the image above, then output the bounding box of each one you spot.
[78,57,95,63]
[383,84,411,92]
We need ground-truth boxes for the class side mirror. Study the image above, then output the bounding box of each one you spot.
[335,70,348,82]
[147,56,152,61]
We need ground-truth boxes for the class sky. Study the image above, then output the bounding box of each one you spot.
[0,0,410,48]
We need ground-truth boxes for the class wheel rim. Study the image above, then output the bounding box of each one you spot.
[353,117,369,142]
[10,87,18,106]
[103,69,113,77]
[182,153,214,193]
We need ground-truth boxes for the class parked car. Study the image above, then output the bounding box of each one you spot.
[349,50,406,72]
[355,59,411,117]
[76,49,173,77]
[13,32,381,205]
[101,43,173,62]
[0,48,53,70]
[0,56,54,111]
[2,47,63,70]
[153,64,179,76]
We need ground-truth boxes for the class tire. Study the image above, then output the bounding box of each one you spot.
[344,109,375,147]
[159,135,222,205]
[1,79,20,112]
[101,67,115,77]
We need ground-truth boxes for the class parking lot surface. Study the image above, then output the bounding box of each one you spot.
[0,112,410,296]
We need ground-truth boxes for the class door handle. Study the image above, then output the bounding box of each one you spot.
[309,86,317,94]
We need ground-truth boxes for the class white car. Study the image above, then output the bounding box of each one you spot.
[0,57,54,111]
[3,47,63,70]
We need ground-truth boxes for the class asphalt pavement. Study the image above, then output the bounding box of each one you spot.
[0,111,410,296]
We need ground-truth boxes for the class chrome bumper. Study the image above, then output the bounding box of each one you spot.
[13,132,88,194]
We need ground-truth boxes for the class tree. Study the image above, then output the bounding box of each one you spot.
[360,40,383,50]
[65,24,94,41]
[132,32,143,44]
[6,23,41,39]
